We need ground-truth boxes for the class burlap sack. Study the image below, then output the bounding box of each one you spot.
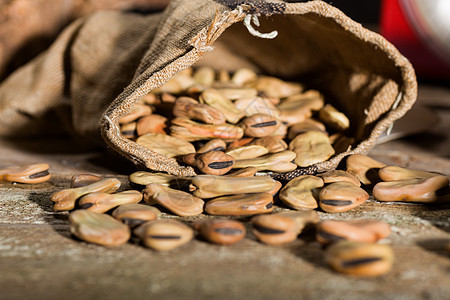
[0,0,417,180]
[0,0,170,81]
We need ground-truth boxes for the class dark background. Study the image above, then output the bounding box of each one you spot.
[322,1,381,24]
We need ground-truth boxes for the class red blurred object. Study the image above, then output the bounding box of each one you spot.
[381,0,450,80]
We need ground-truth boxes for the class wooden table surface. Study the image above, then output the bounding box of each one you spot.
[0,83,449,300]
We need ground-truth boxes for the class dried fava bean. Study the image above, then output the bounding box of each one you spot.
[129,171,188,188]
[182,153,198,166]
[319,104,350,132]
[252,213,298,245]
[136,133,195,158]
[268,180,283,196]
[346,154,386,186]
[282,210,320,228]
[287,119,327,140]
[187,81,209,93]
[227,137,254,149]
[217,88,258,101]
[316,220,391,244]
[120,122,137,139]
[70,173,102,188]
[231,68,258,86]
[278,90,324,126]
[289,131,335,167]
[224,167,258,177]
[378,166,441,181]
[372,176,450,203]
[143,183,204,217]
[173,97,226,125]
[265,96,280,106]
[176,67,193,78]
[160,92,177,103]
[186,83,207,95]
[112,203,161,228]
[319,182,369,213]
[136,114,168,135]
[198,151,235,175]
[252,211,319,245]
[232,150,297,173]
[69,210,130,247]
[134,219,194,251]
[218,69,230,83]
[170,118,244,141]
[183,151,234,176]
[51,178,121,211]
[204,192,273,216]
[193,66,215,86]
[271,122,287,137]
[279,175,324,210]
[252,76,303,98]
[197,139,227,153]
[193,219,246,245]
[234,96,279,118]
[0,163,51,184]
[118,103,152,124]
[332,135,355,154]
[326,241,394,277]
[329,133,342,144]
[199,89,244,124]
[318,170,360,186]
[282,90,322,103]
[78,190,143,213]
[241,114,281,138]
[141,93,159,105]
[248,136,288,153]
[226,145,269,160]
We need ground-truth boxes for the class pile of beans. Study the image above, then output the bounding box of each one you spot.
[120,67,353,173]
[2,68,449,278]
[19,154,444,277]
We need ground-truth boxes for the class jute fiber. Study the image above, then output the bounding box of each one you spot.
[0,0,417,179]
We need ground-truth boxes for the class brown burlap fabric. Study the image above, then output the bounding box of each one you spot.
[0,0,170,81]
[0,0,417,179]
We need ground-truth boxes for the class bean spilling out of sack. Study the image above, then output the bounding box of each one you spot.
[40,67,448,278]
[119,66,349,174]
[44,149,449,278]
[2,0,447,279]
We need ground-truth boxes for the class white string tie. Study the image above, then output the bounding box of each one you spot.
[243,14,278,39]
[386,91,403,136]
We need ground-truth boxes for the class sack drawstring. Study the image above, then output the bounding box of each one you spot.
[104,115,121,137]
[241,6,278,39]
[386,91,403,136]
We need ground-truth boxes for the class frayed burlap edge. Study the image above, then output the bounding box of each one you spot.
[100,1,417,178]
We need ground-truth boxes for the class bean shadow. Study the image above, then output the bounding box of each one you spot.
[25,190,74,241]
[3,136,139,176]
[400,131,450,159]
[411,202,450,234]
[86,149,138,175]
[416,238,450,259]
[2,136,91,154]
[286,225,329,270]
[412,201,450,259]
[27,190,57,213]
